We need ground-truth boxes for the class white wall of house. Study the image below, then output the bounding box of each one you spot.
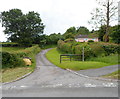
[75,38,99,42]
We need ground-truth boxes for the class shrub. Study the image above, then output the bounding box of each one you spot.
[1,45,41,68]
[99,42,120,55]
[1,52,24,68]
[90,44,106,57]
[1,42,19,47]
[57,40,119,60]
[88,40,94,42]
[74,43,93,59]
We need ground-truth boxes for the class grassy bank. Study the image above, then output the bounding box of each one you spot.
[46,48,115,71]
[1,45,41,83]
[0,67,32,82]
[87,54,119,65]
[102,69,120,80]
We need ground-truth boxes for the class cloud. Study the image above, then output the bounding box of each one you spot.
[0,0,98,41]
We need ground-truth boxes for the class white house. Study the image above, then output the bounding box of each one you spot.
[75,35,99,42]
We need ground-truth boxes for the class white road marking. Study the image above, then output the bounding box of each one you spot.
[102,83,117,87]
[20,85,27,88]
[84,83,97,87]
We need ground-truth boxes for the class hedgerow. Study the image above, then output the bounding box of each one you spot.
[57,40,119,60]
[1,45,41,68]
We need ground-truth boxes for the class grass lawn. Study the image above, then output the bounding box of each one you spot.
[46,48,115,71]
[102,69,120,80]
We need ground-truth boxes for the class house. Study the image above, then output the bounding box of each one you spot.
[75,35,99,42]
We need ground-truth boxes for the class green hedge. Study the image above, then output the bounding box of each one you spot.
[57,40,119,60]
[1,52,24,68]
[0,42,19,47]
[1,45,41,68]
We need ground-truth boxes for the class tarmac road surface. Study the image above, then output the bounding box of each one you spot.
[2,49,119,97]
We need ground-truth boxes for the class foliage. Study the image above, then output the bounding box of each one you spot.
[74,43,93,59]
[99,42,120,55]
[88,54,119,64]
[1,9,44,47]
[76,26,90,35]
[1,51,24,68]
[57,40,119,60]
[46,48,113,71]
[89,0,117,42]
[1,45,41,68]
[0,42,19,47]
[63,27,77,39]
[88,40,94,42]
[110,25,120,44]
[90,43,106,57]
[98,25,106,41]
[46,33,64,45]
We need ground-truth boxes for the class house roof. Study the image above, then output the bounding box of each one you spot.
[75,35,88,38]
[75,34,98,39]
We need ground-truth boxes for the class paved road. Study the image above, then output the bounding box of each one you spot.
[2,49,119,97]
[76,65,118,77]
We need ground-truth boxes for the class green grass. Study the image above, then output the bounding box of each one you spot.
[46,48,114,71]
[102,69,120,80]
[0,51,37,83]
[87,54,119,65]
[0,67,32,83]
[0,45,41,83]
[42,44,57,49]
[1,47,25,52]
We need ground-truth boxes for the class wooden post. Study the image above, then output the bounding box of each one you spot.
[60,55,61,63]
[82,47,84,62]
[70,55,72,61]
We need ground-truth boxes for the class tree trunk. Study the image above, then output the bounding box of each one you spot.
[104,0,110,42]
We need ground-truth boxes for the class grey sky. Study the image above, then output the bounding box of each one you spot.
[0,0,118,41]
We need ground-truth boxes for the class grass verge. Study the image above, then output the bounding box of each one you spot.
[46,48,115,71]
[87,54,119,65]
[102,69,120,80]
[0,67,32,83]
[1,45,41,83]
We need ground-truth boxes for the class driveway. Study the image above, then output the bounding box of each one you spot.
[2,49,118,97]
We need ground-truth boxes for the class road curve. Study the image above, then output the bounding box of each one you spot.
[2,49,118,97]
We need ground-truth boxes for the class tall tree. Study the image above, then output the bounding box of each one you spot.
[89,0,117,42]
[1,9,44,47]
[63,27,77,39]
[110,25,120,44]
[76,26,90,35]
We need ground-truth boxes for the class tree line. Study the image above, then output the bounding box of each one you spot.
[0,1,119,48]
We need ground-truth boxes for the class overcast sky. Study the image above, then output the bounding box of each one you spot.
[0,0,118,42]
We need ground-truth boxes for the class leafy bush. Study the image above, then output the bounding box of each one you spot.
[1,45,41,68]
[99,42,120,55]
[1,52,24,68]
[90,44,106,57]
[1,42,19,47]
[57,40,119,60]
[88,40,94,42]
[74,43,93,59]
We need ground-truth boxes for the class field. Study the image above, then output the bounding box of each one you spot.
[46,48,118,71]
